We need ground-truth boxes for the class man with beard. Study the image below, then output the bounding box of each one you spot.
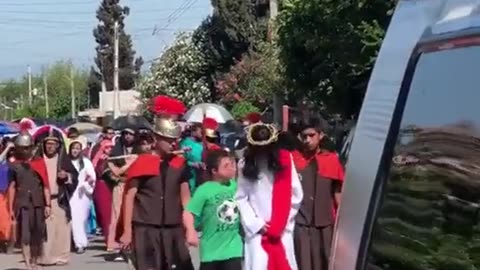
[30,129,78,266]
[291,117,344,270]
[117,96,193,270]
[8,132,50,270]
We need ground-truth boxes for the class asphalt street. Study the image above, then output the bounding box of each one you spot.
[0,237,200,270]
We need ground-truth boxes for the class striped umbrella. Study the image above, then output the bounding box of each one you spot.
[0,121,19,135]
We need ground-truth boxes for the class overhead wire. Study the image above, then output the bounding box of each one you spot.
[153,0,199,35]
[0,6,207,15]
[0,0,100,7]
[1,0,211,72]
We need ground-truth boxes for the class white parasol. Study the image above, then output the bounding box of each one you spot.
[184,103,233,124]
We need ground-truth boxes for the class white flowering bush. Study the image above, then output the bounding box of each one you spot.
[138,32,210,107]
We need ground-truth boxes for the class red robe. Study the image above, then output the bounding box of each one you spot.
[115,153,186,241]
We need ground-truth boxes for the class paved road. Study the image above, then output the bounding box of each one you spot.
[1,237,200,270]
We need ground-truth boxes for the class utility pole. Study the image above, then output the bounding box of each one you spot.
[43,73,49,117]
[268,0,278,41]
[28,65,32,105]
[113,20,120,118]
[269,0,281,125]
[70,66,76,119]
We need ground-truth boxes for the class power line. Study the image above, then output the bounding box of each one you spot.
[153,0,199,35]
[0,18,94,24]
[0,6,207,15]
[0,0,99,7]
[1,31,86,48]
[0,13,206,27]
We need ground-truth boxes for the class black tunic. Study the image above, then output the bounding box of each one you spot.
[9,162,47,253]
[128,157,193,270]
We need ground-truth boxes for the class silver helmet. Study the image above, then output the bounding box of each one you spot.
[14,132,33,147]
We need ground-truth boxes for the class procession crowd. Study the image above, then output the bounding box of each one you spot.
[0,95,345,270]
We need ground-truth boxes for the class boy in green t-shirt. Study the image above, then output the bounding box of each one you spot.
[184,150,243,270]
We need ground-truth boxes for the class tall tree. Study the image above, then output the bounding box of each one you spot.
[89,0,143,106]
[192,0,268,100]
[277,0,395,118]
[138,32,210,107]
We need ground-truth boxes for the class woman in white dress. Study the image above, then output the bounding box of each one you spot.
[68,140,96,253]
[236,123,303,270]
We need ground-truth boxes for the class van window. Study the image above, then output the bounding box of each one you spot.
[366,45,480,270]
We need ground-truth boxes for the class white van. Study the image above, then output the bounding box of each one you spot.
[332,1,480,270]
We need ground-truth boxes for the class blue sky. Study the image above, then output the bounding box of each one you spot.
[0,0,212,80]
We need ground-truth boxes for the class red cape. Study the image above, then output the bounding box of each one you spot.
[29,158,50,189]
[291,149,345,220]
[115,154,186,241]
[126,154,162,180]
[262,149,293,270]
[291,150,344,181]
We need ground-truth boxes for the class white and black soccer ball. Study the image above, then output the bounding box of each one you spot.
[217,200,239,224]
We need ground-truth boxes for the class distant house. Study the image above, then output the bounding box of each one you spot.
[78,89,144,122]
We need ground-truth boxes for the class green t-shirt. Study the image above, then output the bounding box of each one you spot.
[186,179,243,262]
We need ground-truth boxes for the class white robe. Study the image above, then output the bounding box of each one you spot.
[236,156,303,270]
[69,157,96,249]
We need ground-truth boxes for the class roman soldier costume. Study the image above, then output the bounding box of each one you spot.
[117,95,193,270]
[202,117,222,161]
[291,149,344,270]
[9,132,49,262]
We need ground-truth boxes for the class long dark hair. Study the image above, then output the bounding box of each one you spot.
[242,124,282,181]
[69,141,85,171]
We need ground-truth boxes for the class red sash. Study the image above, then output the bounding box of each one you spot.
[261,149,292,270]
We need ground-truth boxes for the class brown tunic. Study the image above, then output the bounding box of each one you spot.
[128,157,193,270]
[9,162,46,255]
[294,159,342,270]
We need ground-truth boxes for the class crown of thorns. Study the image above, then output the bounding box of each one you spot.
[245,123,279,146]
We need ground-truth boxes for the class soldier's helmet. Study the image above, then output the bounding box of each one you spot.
[14,132,33,147]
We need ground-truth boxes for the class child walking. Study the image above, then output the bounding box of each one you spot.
[184,150,243,270]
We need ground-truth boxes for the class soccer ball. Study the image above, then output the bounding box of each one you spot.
[217,200,239,224]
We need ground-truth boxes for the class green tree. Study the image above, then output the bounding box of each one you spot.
[215,42,285,108]
[277,0,395,117]
[138,32,210,107]
[0,60,89,119]
[192,0,269,100]
[89,0,143,106]
[231,101,260,119]
[46,61,89,118]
